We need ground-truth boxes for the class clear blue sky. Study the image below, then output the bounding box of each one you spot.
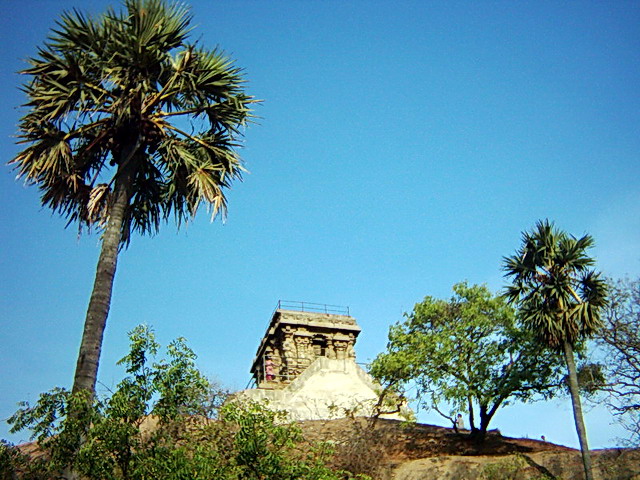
[1,0,638,449]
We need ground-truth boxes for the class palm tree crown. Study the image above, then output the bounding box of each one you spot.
[503,219,608,348]
[12,0,254,244]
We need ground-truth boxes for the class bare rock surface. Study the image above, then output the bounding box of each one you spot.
[299,418,640,480]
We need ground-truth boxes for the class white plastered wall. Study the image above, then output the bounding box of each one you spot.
[237,357,406,421]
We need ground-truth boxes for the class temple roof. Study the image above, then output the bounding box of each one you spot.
[249,302,361,381]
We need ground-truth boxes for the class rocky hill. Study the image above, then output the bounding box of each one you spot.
[8,417,639,480]
[300,418,640,480]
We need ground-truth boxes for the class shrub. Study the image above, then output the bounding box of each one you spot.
[3,326,367,480]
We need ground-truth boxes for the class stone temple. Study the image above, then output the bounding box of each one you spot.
[237,301,406,421]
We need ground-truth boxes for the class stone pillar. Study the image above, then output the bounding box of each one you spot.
[326,338,336,359]
[334,340,348,360]
[295,336,312,368]
[347,333,356,359]
[282,332,296,381]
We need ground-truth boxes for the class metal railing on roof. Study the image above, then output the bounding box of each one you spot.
[275,300,350,316]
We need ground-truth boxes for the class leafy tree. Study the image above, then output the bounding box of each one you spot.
[370,282,566,440]
[503,220,608,480]
[4,326,365,480]
[598,277,640,445]
[9,0,255,397]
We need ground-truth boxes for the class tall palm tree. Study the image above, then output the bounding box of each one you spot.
[503,220,608,480]
[10,0,255,397]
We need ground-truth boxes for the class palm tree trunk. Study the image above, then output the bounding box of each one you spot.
[563,340,594,480]
[71,157,136,395]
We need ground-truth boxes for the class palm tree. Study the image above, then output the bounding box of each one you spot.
[503,220,608,480]
[10,0,255,397]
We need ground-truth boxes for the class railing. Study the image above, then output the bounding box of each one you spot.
[259,301,351,340]
[275,300,350,316]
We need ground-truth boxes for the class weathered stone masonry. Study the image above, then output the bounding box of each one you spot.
[250,308,361,388]
[239,304,408,421]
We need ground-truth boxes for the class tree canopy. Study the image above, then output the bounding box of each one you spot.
[12,0,254,241]
[503,220,607,349]
[598,277,640,445]
[370,282,565,438]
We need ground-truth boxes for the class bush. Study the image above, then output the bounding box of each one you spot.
[2,326,367,480]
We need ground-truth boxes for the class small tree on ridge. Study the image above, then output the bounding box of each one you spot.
[370,282,566,440]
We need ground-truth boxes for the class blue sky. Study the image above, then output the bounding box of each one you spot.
[1,0,639,449]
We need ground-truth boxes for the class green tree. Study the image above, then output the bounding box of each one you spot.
[503,220,608,480]
[598,277,640,445]
[5,326,364,480]
[370,282,566,440]
[9,0,255,397]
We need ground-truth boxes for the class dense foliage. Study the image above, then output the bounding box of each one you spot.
[598,277,640,445]
[2,326,364,480]
[370,282,566,438]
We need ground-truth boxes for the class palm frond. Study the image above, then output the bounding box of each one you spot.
[11,0,255,245]
[503,220,608,349]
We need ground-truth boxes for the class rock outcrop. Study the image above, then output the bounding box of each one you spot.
[299,418,640,480]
